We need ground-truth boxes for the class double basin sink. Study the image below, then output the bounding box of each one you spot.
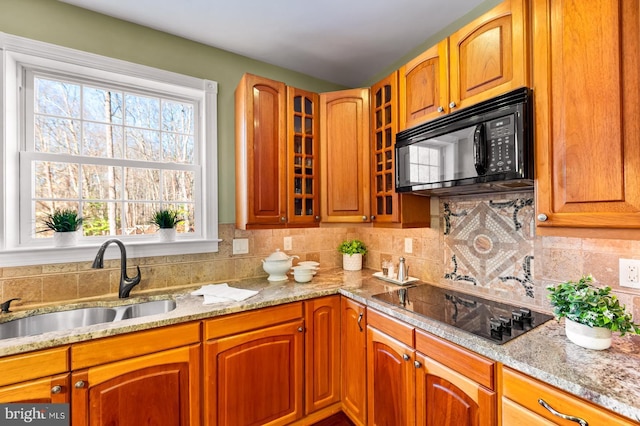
[0,299,176,341]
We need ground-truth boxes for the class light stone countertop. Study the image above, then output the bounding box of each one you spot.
[1,268,639,422]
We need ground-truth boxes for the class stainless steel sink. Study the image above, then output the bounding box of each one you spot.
[0,307,117,340]
[0,298,177,340]
[115,299,177,320]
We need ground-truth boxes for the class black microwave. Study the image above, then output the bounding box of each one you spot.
[395,87,533,196]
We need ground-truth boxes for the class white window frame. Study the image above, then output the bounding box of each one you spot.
[0,33,219,266]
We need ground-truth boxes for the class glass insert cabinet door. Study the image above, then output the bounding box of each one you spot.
[287,87,320,225]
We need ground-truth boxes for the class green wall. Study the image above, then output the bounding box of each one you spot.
[0,0,502,224]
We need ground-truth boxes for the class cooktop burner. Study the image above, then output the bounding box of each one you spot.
[372,284,553,344]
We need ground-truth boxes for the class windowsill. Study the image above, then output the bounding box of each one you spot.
[0,239,221,267]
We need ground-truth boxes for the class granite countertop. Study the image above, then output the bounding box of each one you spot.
[1,268,639,422]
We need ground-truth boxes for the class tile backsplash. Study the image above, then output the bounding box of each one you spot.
[2,191,639,320]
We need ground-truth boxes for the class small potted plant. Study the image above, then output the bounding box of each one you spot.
[151,209,184,242]
[338,239,367,271]
[41,208,83,247]
[547,275,640,350]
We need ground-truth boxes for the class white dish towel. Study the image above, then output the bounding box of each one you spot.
[191,283,259,305]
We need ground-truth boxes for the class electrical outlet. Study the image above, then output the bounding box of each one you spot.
[284,236,292,251]
[619,258,640,288]
[232,238,249,255]
[404,238,413,254]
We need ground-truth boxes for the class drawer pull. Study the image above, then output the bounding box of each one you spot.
[51,385,62,394]
[357,312,364,332]
[538,399,588,426]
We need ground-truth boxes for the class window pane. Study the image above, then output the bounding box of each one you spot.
[35,200,81,237]
[82,165,122,200]
[163,203,195,233]
[83,86,123,124]
[35,117,80,154]
[162,100,194,134]
[162,133,194,164]
[35,77,80,117]
[126,128,161,161]
[83,201,122,236]
[34,161,79,199]
[125,94,160,129]
[124,202,157,235]
[83,122,123,158]
[125,168,160,201]
[163,170,194,202]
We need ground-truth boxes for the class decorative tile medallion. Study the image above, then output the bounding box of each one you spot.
[442,193,535,297]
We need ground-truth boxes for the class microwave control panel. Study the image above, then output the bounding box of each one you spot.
[487,115,516,173]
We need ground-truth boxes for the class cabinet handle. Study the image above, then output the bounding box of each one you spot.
[414,360,422,368]
[449,101,457,109]
[357,312,364,332]
[538,399,588,426]
[280,216,287,222]
[51,385,62,394]
[403,354,410,361]
[314,216,320,221]
[437,106,445,113]
[537,213,548,222]
[370,215,376,221]
[74,380,86,389]
[362,215,368,221]
[297,326,304,332]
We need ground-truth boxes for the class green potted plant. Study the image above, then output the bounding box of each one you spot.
[41,208,83,247]
[338,239,367,271]
[547,275,640,350]
[151,209,184,242]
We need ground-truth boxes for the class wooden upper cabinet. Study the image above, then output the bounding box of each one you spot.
[533,0,640,233]
[449,0,529,111]
[399,0,529,130]
[236,73,287,229]
[371,72,431,228]
[320,88,371,223]
[287,87,321,226]
[399,40,449,129]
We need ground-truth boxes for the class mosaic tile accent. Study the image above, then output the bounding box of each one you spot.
[442,194,535,297]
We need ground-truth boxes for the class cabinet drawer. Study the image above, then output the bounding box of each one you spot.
[71,322,200,370]
[501,366,638,426]
[415,329,495,390]
[366,308,413,347]
[0,346,69,386]
[204,301,303,340]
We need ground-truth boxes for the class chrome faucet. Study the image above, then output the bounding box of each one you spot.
[92,239,141,298]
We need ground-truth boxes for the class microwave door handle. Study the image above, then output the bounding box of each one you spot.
[473,123,486,175]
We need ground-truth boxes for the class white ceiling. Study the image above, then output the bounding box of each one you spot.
[59,0,486,87]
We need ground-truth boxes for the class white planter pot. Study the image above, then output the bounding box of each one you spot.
[342,253,363,271]
[158,228,177,242]
[53,231,79,248]
[565,318,612,350]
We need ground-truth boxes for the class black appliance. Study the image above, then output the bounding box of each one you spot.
[395,87,533,196]
[372,284,553,344]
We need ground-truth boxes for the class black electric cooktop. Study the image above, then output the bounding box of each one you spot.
[372,284,553,344]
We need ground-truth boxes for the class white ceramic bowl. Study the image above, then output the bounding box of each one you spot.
[298,261,320,268]
[293,271,313,283]
[292,265,318,275]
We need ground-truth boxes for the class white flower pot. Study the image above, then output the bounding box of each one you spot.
[342,253,363,271]
[158,228,177,242]
[53,231,79,248]
[565,318,612,350]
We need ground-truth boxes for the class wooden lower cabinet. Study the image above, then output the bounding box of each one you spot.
[305,296,341,415]
[70,322,201,426]
[341,297,367,425]
[0,346,69,403]
[366,310,416,426]
[501,366,639,426]
[204,302,305,426]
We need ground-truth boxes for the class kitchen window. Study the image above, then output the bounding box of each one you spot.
[0,34,219,266]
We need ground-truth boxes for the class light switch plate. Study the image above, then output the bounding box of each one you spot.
[232,238,249,255]
[284,236,292,251]
[404,238,413,254]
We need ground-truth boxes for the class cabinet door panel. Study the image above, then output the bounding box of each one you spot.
[341,298,367,425]
[206,320,304,426]
[534,0,640,230]
[367,326,415,426]
[449,0,528,110]
[320,89,370,223]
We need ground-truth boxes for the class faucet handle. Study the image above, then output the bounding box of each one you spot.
[1,298,21,313]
